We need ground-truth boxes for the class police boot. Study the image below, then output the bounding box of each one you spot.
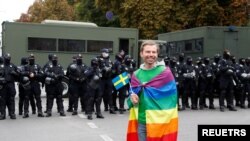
[72,111,78,115]
[220,106,225,112]
[87,114,93,120]
[38,111,44,117]
[240,104,246,109]
[119,108,125,114]
[10,114,16,119]
[67,108,73,112]
[109,108,116,114]
[46,112,52,117]
[23,113,29,118]
[60,111,66,117]
[0,114,6,120]
[96,113,104,119]
[209,104,215,109]
[32,110,36,115]
[228,106,237,111]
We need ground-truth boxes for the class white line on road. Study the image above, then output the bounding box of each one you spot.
[87,122,98,129]
[59,116,71,119]
[78,113,87,119]
[100,134,114,141]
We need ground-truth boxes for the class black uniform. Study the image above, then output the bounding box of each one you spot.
[112,54,128,114]
[44,55,66,117]
[211,54,221,96]
[85,58,104,120]
[0,57,7,120]
[3,54,18,119]
[198,57,215,109]
[169,57,181,110]
[177,53,186,110]
[68,54,88,115]
[182,56,197,110]
[218,50,237,112]
[235,58,250,108]
[17,57,36,115]
[98,48,116,114]
[22,54,44,118]
[66,55,76,112]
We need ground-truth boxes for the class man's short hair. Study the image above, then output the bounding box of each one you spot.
[140,40,159,52]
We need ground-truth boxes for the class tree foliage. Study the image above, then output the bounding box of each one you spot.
[25,0,76,23]
[17,0,249,39]
[75,0,120,27]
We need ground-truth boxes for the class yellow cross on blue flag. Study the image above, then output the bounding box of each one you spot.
[112,72,129,90]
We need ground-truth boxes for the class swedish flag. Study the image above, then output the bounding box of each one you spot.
[112,72,129,90]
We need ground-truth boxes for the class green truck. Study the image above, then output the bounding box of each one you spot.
[1,20,139,95]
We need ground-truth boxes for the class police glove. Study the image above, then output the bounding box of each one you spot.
[241,73,247,78]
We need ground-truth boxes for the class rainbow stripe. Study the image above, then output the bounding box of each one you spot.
[127,67,178,141]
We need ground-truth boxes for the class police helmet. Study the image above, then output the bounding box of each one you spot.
[101,48,109,53]
[186,56,193,64]
[48,54,53,61]
[29,54,35,60]
[52,54,58,60]
[223,49,231,59]
[239,58,245,65]
[91,58,99,67]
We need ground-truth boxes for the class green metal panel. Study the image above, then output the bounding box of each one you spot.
[158,26,250,59]
[2,21,139,68]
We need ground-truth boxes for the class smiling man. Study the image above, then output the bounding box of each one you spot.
[127,40,179,141]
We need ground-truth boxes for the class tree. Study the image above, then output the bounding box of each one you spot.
[75,0,120,27]
[222,0,248,26]
[26,0,75,23]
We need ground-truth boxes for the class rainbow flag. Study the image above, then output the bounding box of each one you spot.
[127,67,178,141]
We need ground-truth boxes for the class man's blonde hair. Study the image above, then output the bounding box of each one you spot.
[140,40,159,52]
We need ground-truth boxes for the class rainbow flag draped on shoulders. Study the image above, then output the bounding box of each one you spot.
[127,66,178,141]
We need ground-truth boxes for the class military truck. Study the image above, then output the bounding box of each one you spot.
[1,20,139,96]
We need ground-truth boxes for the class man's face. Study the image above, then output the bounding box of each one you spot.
[140,44,158,65]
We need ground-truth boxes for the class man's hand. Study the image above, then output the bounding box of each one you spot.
[130,93,139,105]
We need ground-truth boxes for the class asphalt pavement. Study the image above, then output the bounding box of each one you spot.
[0,98,250,141]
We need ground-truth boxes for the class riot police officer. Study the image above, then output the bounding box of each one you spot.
[199,57,215,109]
[112,53,128,114]
[66,55,77,112]
[169,56,181,110]
[68,54,88,115]
[0,57,7,120]
[245,57,250,108]
[182,56,197,110]
[218,50,237,112]
[22,54,44,118]
[211,54,221,96]
[17,57,36,115]
[43,54,53,113]
[44,55,66,117]
[85,58,104,120]
[164,56,170,66]
[235,58,249,108]
[3,53,18,119]
[177,53,186,110]
[98,48,116,114]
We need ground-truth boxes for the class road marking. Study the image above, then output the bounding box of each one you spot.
[100,134,114,141]
[87,122,98,129]
[78,114,87,119]
[59,116,71,119]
